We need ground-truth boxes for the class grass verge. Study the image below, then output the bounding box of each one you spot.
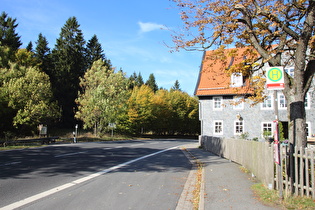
[251,183,315,209]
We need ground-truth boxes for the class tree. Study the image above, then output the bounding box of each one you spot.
[51,16,87,127]
[151,89,173,135]
[75,59,130,136]
[0,12,22,51]
[34,33,51,77]
[172,0,315,148]
[128,85,154,134]
[128,72,144,89]
[171,80,181,91]
[86,34,111,69]
[26,41,33,52]
[0,12,22,68]
[145,73,158,92]
[0,59,60,135]
[15,49,38,68]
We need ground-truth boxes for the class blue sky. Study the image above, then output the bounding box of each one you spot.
[2,0,203,95]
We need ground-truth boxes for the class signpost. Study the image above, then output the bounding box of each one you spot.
[109,123,116,137]
[266,66,284,198]
[266,67,285,90]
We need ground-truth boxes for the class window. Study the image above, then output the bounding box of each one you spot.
[285,68,294,77]
[306,122,311,137]
[261,95,273,110]
[199,102,202,120]
[213,97,223,110]
[231,73,243,87]
[305,93,311,109]
[213,120,223,135]
[262,122,273,137]
[278,94,287,109]
[234,120,244,135]
[233,96,244,110]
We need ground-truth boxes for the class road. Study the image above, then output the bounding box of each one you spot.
[0,139,196,210]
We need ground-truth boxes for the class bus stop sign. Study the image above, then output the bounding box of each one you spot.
[266,67,284,90]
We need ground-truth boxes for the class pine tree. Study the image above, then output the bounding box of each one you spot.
[129,72,144,89]
[171,80,181,91]
[145,73,158,92]
[136,72,144,87]
[86,34,111,69]
[34,33,51,76]
[0,12,22,51]
[26,41,33,52]
[51,16,86,127]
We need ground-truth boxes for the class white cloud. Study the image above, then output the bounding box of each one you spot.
[138,21,167,33]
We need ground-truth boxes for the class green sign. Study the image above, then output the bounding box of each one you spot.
[266,66,284,90]
[268,67,283,82]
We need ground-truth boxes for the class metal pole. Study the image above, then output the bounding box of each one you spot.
[75,124,78,143]
[274,90,283,198]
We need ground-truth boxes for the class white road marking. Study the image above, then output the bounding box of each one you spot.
[0,161,21,167]
[130,143,144,147]
[54,151,86,158]
[1,146,178,210]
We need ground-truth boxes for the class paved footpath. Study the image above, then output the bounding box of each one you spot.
[184,143,278,210]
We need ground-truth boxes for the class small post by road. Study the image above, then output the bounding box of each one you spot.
[73,124,78,143]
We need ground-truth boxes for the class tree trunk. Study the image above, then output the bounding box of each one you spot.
[287,100,307,148]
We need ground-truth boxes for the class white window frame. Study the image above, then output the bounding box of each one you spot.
[261,122,273,137]
[285,67,294,77]
[278,93,287,109]
[234,120,244,135]
[305,92,311,109]
[199,102,202,120]
[261,95,273,110]
[233,96,244,110]
[230,73,243,87]
[306,122,311,137]
[213,96,223,110]
[213,120,223,135]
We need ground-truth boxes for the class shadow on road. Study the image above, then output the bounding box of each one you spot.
[0,139,196,179]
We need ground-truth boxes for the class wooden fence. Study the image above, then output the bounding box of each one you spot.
[200,136,315,198]
[277,144,315,198]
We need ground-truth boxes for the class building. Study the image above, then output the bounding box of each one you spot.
[194,47,315,141]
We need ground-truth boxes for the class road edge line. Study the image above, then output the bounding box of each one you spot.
[0,146,178,210]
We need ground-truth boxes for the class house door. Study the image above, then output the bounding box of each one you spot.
[280,121,288,140]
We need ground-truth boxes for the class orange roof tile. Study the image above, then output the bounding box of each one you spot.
[194,47,254,96]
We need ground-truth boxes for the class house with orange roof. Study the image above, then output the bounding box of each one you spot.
[195,47,314,141]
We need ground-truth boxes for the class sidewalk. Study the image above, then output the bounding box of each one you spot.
[184,143,278,210]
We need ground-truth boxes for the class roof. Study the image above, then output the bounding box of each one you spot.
[194,47,254,96]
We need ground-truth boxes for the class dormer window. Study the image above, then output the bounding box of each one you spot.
[230,73,243,87]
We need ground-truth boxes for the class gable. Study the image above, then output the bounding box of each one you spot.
[194,47,254,96]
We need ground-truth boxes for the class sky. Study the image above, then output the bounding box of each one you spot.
[2,0,203,95]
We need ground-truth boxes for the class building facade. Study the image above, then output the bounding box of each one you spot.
[195,48,315,141]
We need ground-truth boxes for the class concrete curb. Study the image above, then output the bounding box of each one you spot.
[177,144,204,210]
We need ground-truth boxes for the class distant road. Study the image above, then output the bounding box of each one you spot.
[0,139,196,210]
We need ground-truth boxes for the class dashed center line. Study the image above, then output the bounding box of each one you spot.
[130,143,144,147]
[54,151,86,158]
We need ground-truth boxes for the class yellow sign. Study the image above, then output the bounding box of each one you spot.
[268,68,283,82]
[266,67,284,90]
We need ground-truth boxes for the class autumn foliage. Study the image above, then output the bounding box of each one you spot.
[172,0,315,147]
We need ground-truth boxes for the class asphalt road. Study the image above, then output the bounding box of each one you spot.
[0,139,196,210]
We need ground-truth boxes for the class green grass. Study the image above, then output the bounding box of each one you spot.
[0,145,43,150]
[251,183,315,209]
[0,133,133,151]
